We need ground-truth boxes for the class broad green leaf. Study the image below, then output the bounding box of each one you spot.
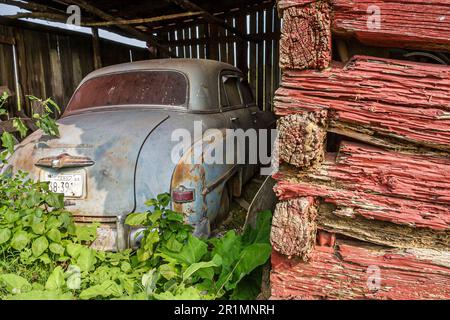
[45,193,64,209]
[46,215,62,230]
[241,210,272,245]
[0,228,11,245]
[32,236,49,257]
[0,274,31,294]
[65,265,81,290]
[6,290,73,300]
[142,269,160,295]
[210,230,241,270]
[45,266,65,290]
[124,213,148,226]
[47,228,61,243]
[77,247,97,272]
[165,234,183,252]
[157,193,170,207]
[1,132,15,154]
[12,118,28,138]
[222,243,271,291]
[49,243,65,255]
[10,230,30,251]
[153,285,202,300]
[159,264,179,281]
[74,224,98,242]
[143,229,159,254]
[4,209,20,224]
[168,234,207,265]
[31,217,45,235]
[66,243,83,258]
[79,280,123,300]
[182,254,222,281]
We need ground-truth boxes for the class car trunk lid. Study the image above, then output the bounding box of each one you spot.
[11,109,169,217]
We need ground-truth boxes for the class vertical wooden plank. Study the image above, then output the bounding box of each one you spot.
[249,12,257,95]
[257,11,264,109]
[92,27,102,70]
[190,26,198,58]
[208,24,219,61]
[226,18,235,65]
[236,14,248,76]
[218,26,227,62]
[198,24,205,59]
[265,9,273,112]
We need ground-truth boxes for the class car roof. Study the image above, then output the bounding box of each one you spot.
[77,59,243,112]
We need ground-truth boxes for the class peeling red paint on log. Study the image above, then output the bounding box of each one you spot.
[274,178,450,231]
[278,0,332,70]
[271,240,450,300]
[333,0,450,52]
[312,141,450,205]
[275,56,450,150]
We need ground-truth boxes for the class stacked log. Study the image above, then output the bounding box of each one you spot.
[271,0,450,299]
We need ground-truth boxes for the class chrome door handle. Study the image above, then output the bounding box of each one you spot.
[230,117,239,122]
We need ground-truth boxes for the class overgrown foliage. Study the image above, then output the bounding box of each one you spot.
[0,91,272,300]
[1,92,60,163]
[0,173,271,300]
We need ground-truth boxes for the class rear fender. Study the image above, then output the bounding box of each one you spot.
[170,128,240,229]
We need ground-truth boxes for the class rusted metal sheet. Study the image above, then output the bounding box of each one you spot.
[271,240,450,300]
[275,55,450,151]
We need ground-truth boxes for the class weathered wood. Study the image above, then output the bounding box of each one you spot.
[275,55,450,151]
[271,239,450,300]
[333,0,450,52]
[324,141,450,205]
[276,112,327,168]
[271,197,317,260]
[274,176,450,231]
[91,28,102,70]
[85,11,204,27]
[278,0,332,70]
[69,0,171,55]
[318,202,449,250]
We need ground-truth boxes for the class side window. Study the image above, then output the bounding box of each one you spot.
[222,75,243,107]
[238,79,254,105]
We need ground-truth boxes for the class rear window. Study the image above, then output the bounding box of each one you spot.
[66,71,188,112]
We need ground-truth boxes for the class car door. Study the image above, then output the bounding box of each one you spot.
[220,72,258,185]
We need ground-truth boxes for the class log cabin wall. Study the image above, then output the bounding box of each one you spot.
[0,20,149,116]
[271,0,450,300]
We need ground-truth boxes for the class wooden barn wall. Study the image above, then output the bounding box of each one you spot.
[158,5,281,111]
[0,24,149,116]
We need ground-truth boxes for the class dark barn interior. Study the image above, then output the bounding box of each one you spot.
[0,0,279,117]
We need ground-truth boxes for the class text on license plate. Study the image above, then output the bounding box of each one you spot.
[41,171,85,198]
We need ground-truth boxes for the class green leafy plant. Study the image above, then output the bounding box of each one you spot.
[0,92,60,164]
[0,173,272,300]
[125,194,272,300]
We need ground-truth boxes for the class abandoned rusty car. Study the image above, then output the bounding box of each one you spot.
[3,58,276,250]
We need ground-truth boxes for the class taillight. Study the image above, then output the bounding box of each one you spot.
[172,185,195,203]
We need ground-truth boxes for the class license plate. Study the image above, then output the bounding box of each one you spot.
[40,170,85,198]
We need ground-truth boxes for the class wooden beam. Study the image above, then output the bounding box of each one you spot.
[0,0,63,14]
[166,0,256,42]
[84,11,205,27]
[66,0,172,56]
